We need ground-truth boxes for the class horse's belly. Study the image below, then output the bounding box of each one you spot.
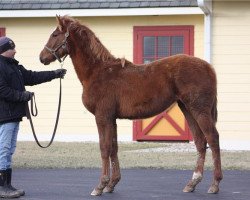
[118,97,175,120]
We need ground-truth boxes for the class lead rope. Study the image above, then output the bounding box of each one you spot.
[26,63,63,148]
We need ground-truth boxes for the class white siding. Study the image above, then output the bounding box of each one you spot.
[213,1,250,148]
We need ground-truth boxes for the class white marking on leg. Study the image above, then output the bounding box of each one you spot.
[192,172,202,180]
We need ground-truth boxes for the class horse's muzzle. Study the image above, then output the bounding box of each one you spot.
[39,57,50,65]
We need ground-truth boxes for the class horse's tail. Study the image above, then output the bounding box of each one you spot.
[211,95,218,123]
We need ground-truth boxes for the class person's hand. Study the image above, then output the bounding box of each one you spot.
[22,91,34,101]
[54,69,67,79]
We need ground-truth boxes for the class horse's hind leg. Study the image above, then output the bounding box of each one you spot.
[192,110,223,194]
[103,127,121,193]
[178,102,207,193]
[91,116,116,196]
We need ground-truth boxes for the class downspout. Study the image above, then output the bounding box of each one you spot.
[198,0,212,63]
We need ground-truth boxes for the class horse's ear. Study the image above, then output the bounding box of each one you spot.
[56,15,63,31]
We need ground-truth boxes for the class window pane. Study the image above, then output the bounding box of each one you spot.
[171,36,184,55]
[158,36,170,57]
[143,37,155,57]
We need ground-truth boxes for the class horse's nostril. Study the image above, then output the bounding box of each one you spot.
[40,56,46,64]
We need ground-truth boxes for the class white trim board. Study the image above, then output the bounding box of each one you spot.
[0,7,203,18]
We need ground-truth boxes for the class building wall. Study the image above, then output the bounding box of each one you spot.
[0,15,203,141]
[213,1,250,149]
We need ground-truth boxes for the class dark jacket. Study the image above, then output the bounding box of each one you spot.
[0,55,57,123]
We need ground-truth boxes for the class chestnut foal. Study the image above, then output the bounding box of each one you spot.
[39,15,222,196]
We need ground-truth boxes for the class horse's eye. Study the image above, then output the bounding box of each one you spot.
[52,33,58,37]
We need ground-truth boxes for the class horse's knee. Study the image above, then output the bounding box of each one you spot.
[100,145,112,158]
[195,139,207,152]
[101,152,110,159]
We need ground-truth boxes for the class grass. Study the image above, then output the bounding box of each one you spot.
[13,142,250,170]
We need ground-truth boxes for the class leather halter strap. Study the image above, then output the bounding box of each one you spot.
[45,30,69,63]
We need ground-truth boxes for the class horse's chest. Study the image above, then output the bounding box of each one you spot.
[82,92,96,114]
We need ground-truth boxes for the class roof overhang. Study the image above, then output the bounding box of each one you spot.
[0,7,203,18]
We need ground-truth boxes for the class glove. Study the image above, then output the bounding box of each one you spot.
[54,69,67,79]
[21,91,34,102]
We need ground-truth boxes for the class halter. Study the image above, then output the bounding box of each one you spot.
[45,30,69,63]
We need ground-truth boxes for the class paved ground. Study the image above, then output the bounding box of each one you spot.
[13,169,250,200]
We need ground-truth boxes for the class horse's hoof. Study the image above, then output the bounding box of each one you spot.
[207,185,219,194]
[103,186,114,193]
[183,185,195,193]
[91,188,103,196]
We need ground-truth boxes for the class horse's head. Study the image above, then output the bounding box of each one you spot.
[40,15,70,65]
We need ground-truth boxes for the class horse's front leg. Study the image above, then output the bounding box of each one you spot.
[104,123,121,193]
[91,117,114,196]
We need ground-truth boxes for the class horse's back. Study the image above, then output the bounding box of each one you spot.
[139,54,216,92]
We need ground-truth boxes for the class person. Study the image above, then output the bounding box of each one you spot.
[0,36,66,198]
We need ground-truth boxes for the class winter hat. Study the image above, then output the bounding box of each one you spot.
[0,36,15,54]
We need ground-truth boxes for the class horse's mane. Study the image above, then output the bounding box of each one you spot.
[62,16,115,63]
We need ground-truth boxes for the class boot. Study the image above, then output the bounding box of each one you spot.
[0,170,20,198]
[6,169,25,196]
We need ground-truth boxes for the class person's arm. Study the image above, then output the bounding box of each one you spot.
[19,65,66,86]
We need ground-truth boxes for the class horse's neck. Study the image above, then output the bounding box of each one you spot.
[69,46,114,87]
[68,31,116,86]
[70,53,92,86]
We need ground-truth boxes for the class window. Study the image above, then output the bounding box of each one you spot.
[143,35,184,63]
[133,26,194,64]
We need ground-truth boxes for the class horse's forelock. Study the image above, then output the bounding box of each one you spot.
[59,16,80,31]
